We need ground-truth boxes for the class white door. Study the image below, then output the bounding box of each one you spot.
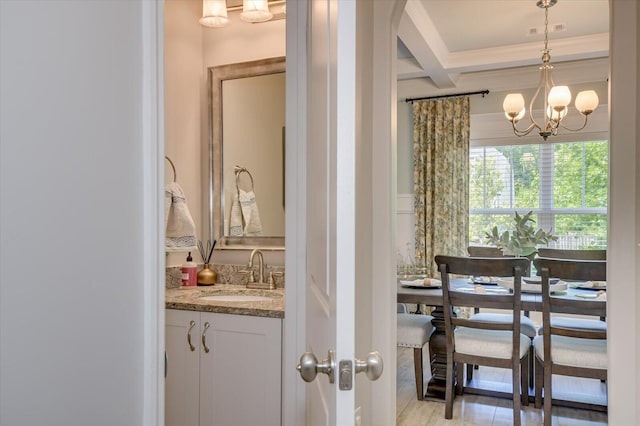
[294,0,370,424]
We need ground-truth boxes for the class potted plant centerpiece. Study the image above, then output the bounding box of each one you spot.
[485,211,557,259]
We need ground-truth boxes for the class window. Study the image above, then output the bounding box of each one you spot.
[469,141,608,249]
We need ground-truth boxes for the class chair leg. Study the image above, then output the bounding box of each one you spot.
[528,345,534,389]
[534,356,543,409]
[520,355,529,406]
[445,357,454,419]
[466,363,474,382]
[413,347,424,401]
[543,363,552,426]
[512,359,522,426]
[456,361,464,395]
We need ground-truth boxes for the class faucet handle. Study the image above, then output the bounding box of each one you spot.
[239,269,255,283]
[268,271,284,286]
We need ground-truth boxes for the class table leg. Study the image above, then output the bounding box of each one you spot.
[425,306,449,400]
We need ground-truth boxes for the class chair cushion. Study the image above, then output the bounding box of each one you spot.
[537,316,607,334]
[533,335,607,369]
[397,314,434,348]
[454,328,531,359]
[469,312,538,339]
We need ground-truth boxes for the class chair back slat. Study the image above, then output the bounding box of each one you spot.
[550,326,607,340]
[536,248,606,261]
[533,258,606,282]
[467,246,505,258]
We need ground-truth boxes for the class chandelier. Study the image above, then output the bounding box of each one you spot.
[502,0,599,141]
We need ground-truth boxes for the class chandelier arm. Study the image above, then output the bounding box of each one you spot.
[558,115,590,132]
[510,119,538,137]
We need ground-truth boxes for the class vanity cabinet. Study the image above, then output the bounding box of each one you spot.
[165,309,282,426]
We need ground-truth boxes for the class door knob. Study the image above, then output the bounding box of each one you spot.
[296,350,335,383]
[355,351,383,381]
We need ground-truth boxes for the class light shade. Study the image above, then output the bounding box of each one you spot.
[546,105,567,121]
[503,94,525,117]
[575,90,599,115]
[200,0,229,28]
[548,86,572,110]
[504,107,525,122]
[240,0,272,23]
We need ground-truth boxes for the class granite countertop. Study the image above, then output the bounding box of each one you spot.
[165,284,284,319]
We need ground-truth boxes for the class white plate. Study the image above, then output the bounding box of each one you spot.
[400,278,442,289]
[574,281,607,291]
[575,292,599,299]
[401,284,442,289]
[497,277,568,294]
[523,276,560,284]
[457,286,510,294]
[471,276,499,285]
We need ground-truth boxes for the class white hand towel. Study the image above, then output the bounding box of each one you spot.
[239,188,263,236]
[229,192,244,236]
[165,182,197,251]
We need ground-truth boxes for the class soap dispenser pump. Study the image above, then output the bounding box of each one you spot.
[181,252,197,287]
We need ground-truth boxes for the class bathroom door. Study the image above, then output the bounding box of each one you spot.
[296,0,359,424]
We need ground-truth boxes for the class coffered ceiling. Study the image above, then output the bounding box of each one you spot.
[397,0,610,100]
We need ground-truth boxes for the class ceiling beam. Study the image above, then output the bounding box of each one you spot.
[397,1,457,89]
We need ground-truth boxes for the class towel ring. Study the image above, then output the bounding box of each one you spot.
[234,165,254,193]
[165,156,177,182]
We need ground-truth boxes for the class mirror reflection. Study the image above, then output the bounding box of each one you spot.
[207,57,286,250]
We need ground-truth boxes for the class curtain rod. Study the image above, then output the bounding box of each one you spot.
[405,90,490,103]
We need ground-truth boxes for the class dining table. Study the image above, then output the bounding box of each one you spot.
[397,276,607,401]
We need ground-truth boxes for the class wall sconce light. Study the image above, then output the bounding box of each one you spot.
[200,0,285,28]
[199,0,229,28]
[240,0,273,23]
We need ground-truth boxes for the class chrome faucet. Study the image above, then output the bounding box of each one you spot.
[246,249,275,290]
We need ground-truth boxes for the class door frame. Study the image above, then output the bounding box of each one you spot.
[142,1,165,425]
[144,1,639,425]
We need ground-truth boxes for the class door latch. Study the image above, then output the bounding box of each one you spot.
[339,360,353,390]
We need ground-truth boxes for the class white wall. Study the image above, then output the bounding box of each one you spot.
[0,1,159,425]
[165,0,286,267]
[165,0,204,267]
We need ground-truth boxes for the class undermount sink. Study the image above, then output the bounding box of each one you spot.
[199,295,273,303]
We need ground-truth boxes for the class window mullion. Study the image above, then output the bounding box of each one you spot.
[538,144,554,233]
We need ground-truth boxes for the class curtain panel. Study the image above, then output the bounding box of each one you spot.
[413,97,470,277]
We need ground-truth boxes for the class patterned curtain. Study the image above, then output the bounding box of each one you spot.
[413,97,470,277]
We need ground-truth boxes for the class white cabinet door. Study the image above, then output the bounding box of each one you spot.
[165,310,201,426]
[199,312,282,426]
[166,309,282,426]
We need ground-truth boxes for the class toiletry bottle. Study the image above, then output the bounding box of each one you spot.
[181,252,197,287]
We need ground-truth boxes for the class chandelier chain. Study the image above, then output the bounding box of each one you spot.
[543,6,549,53]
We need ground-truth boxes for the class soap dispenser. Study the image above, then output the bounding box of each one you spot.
[181,252,197,287]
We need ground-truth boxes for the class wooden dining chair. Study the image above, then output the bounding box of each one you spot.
[466,250,537,386]
[435,255,531,426]
[532,258,608,425]
[536,248,606,260]
[397,303,435,400]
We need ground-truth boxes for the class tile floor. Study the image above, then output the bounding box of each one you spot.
[396,347,608,425]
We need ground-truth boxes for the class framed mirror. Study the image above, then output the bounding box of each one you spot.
[206,57,285,250]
